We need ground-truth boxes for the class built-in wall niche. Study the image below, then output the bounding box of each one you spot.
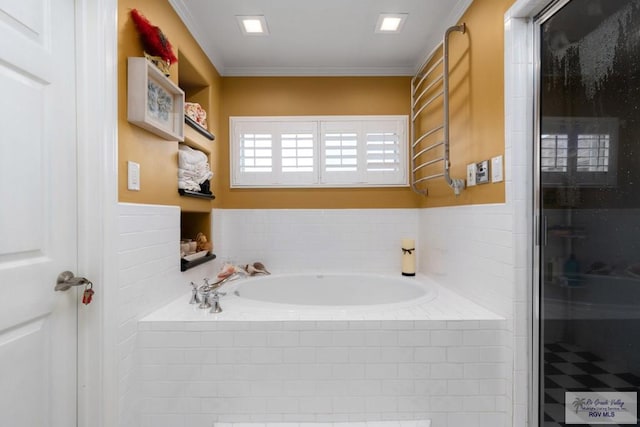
[180,211,215,271]
[177,51,215,202]
[176,51,216,271]
[178,52,215,141]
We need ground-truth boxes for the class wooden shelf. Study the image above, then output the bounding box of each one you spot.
[181,252,216,272]
[185,115,215,140]
[178,189,215,199]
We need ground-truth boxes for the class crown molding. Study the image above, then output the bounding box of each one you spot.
[412,0,474,74]
[168,0,226,75]
[222,66,415,77]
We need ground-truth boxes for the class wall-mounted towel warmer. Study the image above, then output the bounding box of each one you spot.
[410,23,466,196]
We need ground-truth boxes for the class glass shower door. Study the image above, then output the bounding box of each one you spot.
[538,0,640,425]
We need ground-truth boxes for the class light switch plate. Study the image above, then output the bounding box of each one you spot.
[127,161,140,191]
[466,163,477,186]
[476,160,489,184]
[491,155,503,183]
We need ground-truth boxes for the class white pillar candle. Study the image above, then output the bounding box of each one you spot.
[401,238,416,276]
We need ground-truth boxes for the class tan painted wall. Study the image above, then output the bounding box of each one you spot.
[414,0,514,207]
[117,0,513,211]
[219,77,421,209]
[118,0,221,209]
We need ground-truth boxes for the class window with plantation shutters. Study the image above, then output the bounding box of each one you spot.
[230,116,408,188]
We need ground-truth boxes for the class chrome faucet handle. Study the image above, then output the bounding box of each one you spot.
[209,290,223,313]
[189,281,201,304]
[198,286,212,309]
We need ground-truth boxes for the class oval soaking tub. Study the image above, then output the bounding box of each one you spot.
[228,273,437,312]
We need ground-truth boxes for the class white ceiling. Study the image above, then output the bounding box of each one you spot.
[169,0,473,76]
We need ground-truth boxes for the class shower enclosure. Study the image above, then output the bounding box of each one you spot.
[537,0,640,425]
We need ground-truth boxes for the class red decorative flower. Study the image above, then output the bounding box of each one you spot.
[130,9,178,65]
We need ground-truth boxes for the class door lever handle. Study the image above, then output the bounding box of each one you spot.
[55,271,91,291]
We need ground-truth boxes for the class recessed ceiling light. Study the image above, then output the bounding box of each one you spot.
[375,13,408,33]
[236,15,269,35]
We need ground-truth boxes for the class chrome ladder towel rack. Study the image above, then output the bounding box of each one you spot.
[410,23,466,196]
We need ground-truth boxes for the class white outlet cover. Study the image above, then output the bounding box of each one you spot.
[128,161,140,191]
[466,163,477,186]
[491,155,503,183]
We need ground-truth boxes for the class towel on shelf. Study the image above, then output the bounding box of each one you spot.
[178,145,214,192]
[184,102,208,129]
[178,177,200,191]
[178,145,207,168]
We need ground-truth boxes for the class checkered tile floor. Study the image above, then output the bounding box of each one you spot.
[543,342,639,426]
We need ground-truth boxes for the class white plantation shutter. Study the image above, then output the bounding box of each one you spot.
[324,132,358,172]
[281,133,314,172]
[320,121,363,184]
[366,132,399,171]
[363,119,405,185]
[240,132,272,173]
[231,116,407,187]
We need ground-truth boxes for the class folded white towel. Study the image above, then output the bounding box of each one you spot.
[178,177,200,191]
[178,145,208,168]
[178,168,199,179]
[179,166,212,184]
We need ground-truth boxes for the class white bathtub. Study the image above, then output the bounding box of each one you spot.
[231,273,436,310]
[143,273,501,321]
[138,273,508,424]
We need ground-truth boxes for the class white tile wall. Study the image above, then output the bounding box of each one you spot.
[212,209,419,274]
[418,204,515,319]
[137,319,509,427]
[117,203,223,427]
[505,3,538,426]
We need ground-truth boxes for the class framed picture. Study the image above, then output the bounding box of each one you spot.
[127,57,184,141]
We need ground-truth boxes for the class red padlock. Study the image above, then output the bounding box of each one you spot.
[82,282,94,305]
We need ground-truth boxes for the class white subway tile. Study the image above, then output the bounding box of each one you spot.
[413,347,446,363]
[429,330,462,346]
[283,380,316,397]
[381,380,414,395]
[299,331,333,347]
[397,331,430,346]
[429,363,464,379]
[332,396,366,413]
[333,364,365,379]
[349,347,382,363]
[316,347,349,363]
[464,363,508,379]
[398,363,430,379]
[267,331,300,347]
[249,380,282,396]
[251,348,283,364]
[463,396,497,412]
[348,380,383,396]
[365,396,398,413]
[298,397,333,413]
[283,347,317,364]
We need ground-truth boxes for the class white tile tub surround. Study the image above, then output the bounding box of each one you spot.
[212,209,419,274]
[137,316,509,427]
[117,203,223,427]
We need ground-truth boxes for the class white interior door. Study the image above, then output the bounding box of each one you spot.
[0,0,79,426]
